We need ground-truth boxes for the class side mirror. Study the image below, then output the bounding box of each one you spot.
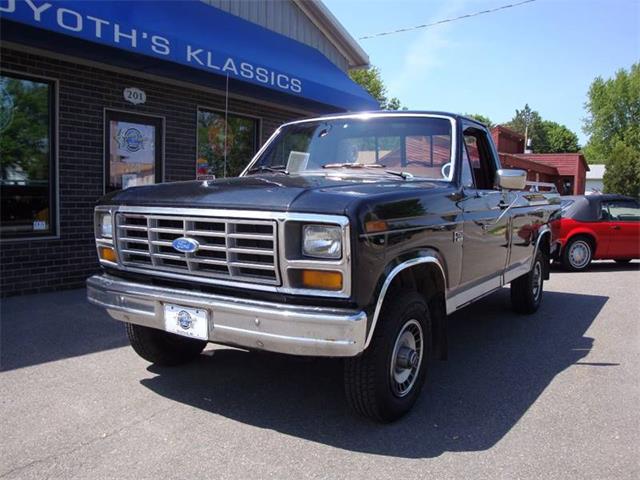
[496,169,527,190]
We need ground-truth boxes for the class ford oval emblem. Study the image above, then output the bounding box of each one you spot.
[172,237,199,253]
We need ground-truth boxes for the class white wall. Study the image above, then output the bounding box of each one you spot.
[200,0,350,71]
[585,179,604,194]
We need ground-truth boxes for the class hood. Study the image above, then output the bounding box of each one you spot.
[101,174,450,215]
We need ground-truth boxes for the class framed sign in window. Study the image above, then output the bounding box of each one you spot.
[0,71,57,239]
[104,110,163,193]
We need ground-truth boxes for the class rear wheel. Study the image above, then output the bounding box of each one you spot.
[126,323,207,366]
[344,291,431,423]
[511,251,545,314]
[562,236,593,271]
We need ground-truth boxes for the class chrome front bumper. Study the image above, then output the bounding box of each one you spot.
[87,274,367,357]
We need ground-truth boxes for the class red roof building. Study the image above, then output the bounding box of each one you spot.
[491,125,525,155]
[491,126,588,195]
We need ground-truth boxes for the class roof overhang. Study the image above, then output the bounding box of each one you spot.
[292,0,370,69]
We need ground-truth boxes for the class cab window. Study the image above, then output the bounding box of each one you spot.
[460,144,475,189]
[463,127,497,190]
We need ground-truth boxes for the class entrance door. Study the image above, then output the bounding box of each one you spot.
[105,111,163,192]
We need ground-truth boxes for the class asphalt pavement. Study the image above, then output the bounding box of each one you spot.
[1,261,639,479]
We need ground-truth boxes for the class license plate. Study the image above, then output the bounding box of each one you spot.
[164,304,209,341]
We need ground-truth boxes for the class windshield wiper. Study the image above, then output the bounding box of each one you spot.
[247,165,289,175]
[323,163,413,180]
[384,169,414,180]
[323,162,385,169]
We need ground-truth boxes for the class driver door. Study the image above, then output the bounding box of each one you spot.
[458,126,509,292]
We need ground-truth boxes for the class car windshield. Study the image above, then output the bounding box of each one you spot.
[247,116,454,180]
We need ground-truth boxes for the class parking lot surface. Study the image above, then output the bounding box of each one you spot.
[1,262,639,480]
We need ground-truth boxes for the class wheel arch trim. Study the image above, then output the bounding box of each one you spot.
[531,225,552,269]
[364,255,447,350]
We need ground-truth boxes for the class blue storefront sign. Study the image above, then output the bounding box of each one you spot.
[0,0,378,111]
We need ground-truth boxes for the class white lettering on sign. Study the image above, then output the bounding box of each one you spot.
[123,87,146,105]
[86,15,109,38]
[25,0,52,21]
[57,7,83,32]
[151,35,170,55]
[2,0,304,95]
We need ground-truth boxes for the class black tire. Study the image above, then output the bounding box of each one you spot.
[344,291,431,423]
[615,259,631,264]
[511,251,545,314]
[125,323,207,366]
[562,236,593,271]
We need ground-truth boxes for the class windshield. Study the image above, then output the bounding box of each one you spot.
[247,116,454,180]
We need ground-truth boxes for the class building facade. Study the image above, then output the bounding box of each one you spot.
[585,164,605,194]
[0,0,376,296]
[491,126,589,195]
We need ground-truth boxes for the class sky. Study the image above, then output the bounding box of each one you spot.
[324,0,640,145]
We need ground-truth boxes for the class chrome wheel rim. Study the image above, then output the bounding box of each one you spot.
[390,319,423,398]
[569,240,591,269]
[532,261,542,301]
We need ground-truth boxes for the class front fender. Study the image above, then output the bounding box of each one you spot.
[364,249,448,349]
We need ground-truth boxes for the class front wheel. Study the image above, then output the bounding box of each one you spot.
[511,252,545,314]
[126,323,207,366]
[344,291,431,423]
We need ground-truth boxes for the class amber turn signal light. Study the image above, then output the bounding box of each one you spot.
[98,246,117,263]
[365,219,388,233]
[301,270,343,291]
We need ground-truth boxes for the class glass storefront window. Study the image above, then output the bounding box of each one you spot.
[197,109,259,178]
[0,72,56,238]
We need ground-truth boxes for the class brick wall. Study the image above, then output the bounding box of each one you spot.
[0,47,305,296]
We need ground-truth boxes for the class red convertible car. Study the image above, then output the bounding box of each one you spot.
[552,194,640,271]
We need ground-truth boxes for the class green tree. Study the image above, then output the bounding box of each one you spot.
[0,77,50,180]
[583,63,640,164]
[350,66,403,110]
[504,104,547,152]
[602,142,640,197]
[465,113,494,128]
[537,121,580,153]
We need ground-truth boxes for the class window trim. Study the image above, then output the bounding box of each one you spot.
[0,69,59,242]
[195,106,262,178]
[461,124,499,191]
[103,109,165,194]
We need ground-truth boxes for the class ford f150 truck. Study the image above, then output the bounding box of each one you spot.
[87,112,559,422]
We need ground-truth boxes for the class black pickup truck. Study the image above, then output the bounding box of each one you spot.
[88,112,559,422]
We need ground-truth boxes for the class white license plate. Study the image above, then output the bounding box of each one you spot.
[164,304,209,341]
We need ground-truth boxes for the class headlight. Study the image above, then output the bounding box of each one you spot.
[98,213,113,238]
[302,225,342,259]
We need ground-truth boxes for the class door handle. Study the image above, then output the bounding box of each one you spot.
[611,225,621,230]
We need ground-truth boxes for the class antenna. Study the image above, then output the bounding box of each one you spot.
[223,73,229,178]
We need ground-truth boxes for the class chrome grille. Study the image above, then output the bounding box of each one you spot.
[115,213,279,285]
